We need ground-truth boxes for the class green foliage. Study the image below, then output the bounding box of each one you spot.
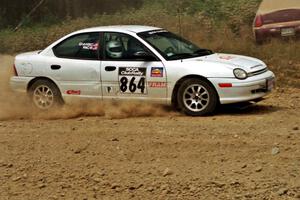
[141,0,261,34]
[0,0,143,29]
[0,0,299,87]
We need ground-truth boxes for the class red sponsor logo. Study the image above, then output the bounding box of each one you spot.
[66,90,81,95]
[219,55,235,60]
[148,82,167,88]
[90,43,99,51]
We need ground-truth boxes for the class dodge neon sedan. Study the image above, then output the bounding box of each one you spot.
[10,25,275,116]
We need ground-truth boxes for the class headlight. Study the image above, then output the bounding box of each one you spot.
[233,68,248,80]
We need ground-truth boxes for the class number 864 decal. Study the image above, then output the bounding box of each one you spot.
[119,67,147,94]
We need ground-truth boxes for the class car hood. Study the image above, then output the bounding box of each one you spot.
[185,53,267,73]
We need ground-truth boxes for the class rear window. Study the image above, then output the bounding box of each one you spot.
[262,9,300,24]
[53,32,100,60]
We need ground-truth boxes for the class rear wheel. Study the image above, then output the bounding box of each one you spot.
[29,80,63,110]
[177,78,218,116]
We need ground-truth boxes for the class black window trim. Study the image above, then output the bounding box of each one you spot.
[52,32,102,61]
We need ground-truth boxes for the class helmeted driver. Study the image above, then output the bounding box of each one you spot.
[106,40,123,59]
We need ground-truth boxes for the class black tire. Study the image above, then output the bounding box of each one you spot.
[177,78,218,116]
[29,79,63,110]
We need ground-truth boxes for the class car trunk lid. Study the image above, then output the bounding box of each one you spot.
[262,9,300,24]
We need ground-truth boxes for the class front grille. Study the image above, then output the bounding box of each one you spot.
[248,68,268,77]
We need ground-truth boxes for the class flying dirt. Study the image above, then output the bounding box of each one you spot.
[0,54,300,199]
[0,55,176,120]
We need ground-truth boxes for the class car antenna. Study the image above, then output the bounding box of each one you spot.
[177,5,182,36]
[14,0,46,32]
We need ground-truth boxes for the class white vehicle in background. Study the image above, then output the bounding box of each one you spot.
[10,25,275,116]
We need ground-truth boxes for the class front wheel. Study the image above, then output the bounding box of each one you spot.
[177,78,218,116]
[29,79,63,110]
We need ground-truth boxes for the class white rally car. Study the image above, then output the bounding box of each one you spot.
[10,25,275,116]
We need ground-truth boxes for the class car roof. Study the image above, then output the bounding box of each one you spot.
[257,0,300,14]
[78,25,162,34]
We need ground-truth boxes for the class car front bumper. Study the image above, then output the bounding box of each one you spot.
[10,76,35,93]
[209,70,275,104]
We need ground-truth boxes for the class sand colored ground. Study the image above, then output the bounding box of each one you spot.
[0,55,300,199]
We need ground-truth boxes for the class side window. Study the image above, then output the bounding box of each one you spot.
[53,32,100,60]
[104,32,152,60]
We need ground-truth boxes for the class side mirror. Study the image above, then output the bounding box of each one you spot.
[133,51,157,61]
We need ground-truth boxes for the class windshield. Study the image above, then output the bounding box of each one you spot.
[138,30,213,60]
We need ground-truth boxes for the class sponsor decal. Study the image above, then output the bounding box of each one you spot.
[119,67,147,94]
[219,55,235,60]
[119,67,146,76]
[148,82,167,88]
[148,30,168,35]
[66,90,81,95]
[78,42,99,51]
[151,67,164,77]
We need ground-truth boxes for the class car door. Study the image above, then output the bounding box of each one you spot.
[101,32,167,102]
[48,32,102,98]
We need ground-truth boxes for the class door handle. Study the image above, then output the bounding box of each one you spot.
[51,65,61,70]
[105,66,116,71]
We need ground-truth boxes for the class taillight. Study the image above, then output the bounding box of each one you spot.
[255,15,263,27]
[13,64,18,76]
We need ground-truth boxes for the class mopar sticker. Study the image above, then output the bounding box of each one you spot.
[151,67,164,77]
[119,67,147,94]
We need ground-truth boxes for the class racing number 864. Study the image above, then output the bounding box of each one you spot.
[120,77,146,94]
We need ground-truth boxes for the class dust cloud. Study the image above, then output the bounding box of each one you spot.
[0,55,175,121]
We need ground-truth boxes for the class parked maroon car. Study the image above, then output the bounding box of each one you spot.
[253,0,300,43]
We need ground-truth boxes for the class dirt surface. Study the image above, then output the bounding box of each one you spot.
[0,55,300,200]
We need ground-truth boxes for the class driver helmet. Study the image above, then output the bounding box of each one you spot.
[106,40,123,59]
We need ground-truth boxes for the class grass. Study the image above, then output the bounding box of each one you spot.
[0,0,299,88]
